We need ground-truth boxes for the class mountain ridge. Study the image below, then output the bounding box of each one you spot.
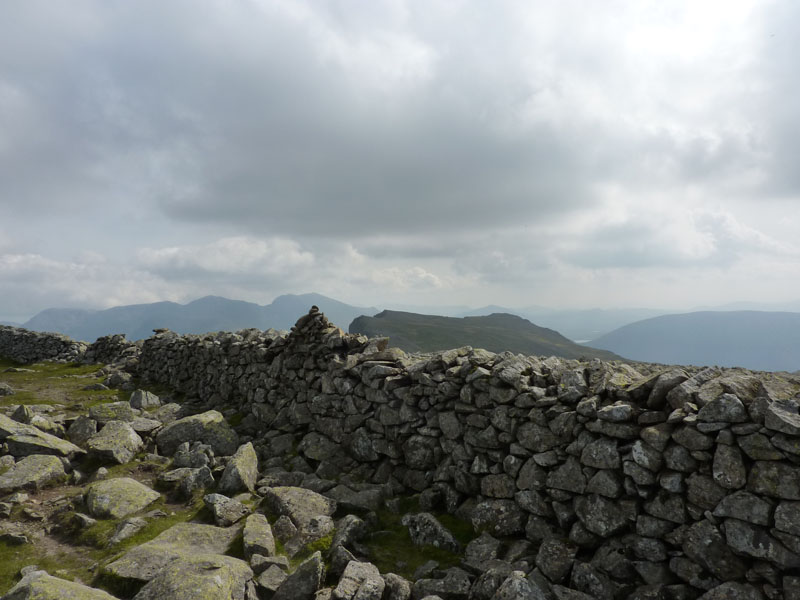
[23,294,378,342]
[349,309,623,360]
[589,310,800,372]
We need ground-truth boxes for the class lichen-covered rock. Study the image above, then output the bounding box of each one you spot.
[492,571,548,600]
[401,513,460,552]
[536,537,578,583]
[471,499,526,536]
[105,522,242,582]
[412,567,471,600]
[764,398,800,435]
[0,454,65,492]
[243,513,276,559]
[203,493,251,527]
[84,477,160,519]
[66,416,97,447]
[155,410,239,457]
[0,414,84,459]
[131,554,252,600]
[86,420,144,464]
[218,441,258,494]
[272,550,325,600]
[89,401,138,424]
[2,569,118,599]
[574,495,628,537]
[748,461,800,500]
[130,389,161,409]
[682,519,747,581]
[261,486,337,530]
[334,560,385,600]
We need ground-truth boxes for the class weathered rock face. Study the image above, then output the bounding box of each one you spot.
[0,414,84,459]
[131,554,253,600]
[0,454,65,492]
[218,441,258,494]
[84,477,160,519]
[86,420,144,464]
[155,410,239,457]
[105,522,242,582]
[2,569,118,599]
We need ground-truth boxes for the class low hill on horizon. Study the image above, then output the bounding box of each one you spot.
[23,294,378,342]
[349,310,623,360]
[589,310,800,372]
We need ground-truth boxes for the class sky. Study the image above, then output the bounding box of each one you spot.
[1,0,799,322]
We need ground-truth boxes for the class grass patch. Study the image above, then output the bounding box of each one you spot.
[0,539,105,594]
[364,505,475,579]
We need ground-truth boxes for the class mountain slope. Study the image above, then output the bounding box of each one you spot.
[23,294,378,342]
[349,310,622,360]
[589,311,800,372]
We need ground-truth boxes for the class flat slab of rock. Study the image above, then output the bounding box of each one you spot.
[105,522,242,582]
[3,569,118,599]
[85,477,160,519]
[261,486,337,531]
[155,410,239,457]
[86,421,144,464]
[89,401,139,424]
[0,454,65,492]
[132,554,252,600]
[0,414,84,459]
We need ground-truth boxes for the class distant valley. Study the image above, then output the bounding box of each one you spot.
[589,310,800,372]
[349,310,622,361]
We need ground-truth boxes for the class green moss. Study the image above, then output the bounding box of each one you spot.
[0,540,104,595]
[227,412,244,427]
[363,505,475,579]
[289,533,334,570]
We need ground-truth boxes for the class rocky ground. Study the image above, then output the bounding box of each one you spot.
[0,356,520,600]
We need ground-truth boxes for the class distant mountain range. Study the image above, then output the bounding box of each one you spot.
[0,321,21,327]
[458,306,667,341]
[23,294,378,342]
[349,310,622,361]
[589,311,800,372]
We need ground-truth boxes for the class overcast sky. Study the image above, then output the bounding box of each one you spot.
[1,0,799,322]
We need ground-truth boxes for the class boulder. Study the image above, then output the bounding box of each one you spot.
[84,477,160,519]
[132,554,252,600]
[218,442,258,494]
[89,401,138,424]
[401,513,460,552]
[261,486,337,531]
[155,410,239,457]
[0,414,84,459]
[243,513,276,559]
[2,569,117,599]
[492,571,548,600]
[130,389,161,409]
[203,493,251,527]
[272,551,325,600]
[0,454,65,492]
[66,416,97,447]
[86,421,144,464]
[334,560,385,600]
[105,522,242,582]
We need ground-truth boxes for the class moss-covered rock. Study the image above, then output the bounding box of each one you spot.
[86,421,143,464]
[85,477,160,519]
[155,410,239,457]
[3,569,118,599]
[104,522,242,582]
[0,454,65,492]
[0,414,84,459]
[131,554,252,600]
[89,401,138,424]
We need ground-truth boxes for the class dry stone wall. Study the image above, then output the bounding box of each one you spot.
[0,325,87,364]
[4,310,800,597]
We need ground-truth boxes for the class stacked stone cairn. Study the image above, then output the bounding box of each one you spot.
[0,308,799,598]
